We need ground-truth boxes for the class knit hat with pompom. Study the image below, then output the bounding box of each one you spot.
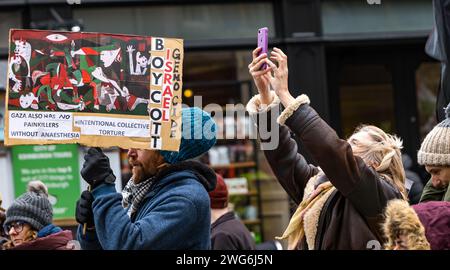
[4,181,53,231]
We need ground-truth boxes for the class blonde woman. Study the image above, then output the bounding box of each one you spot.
[247,47,407,250]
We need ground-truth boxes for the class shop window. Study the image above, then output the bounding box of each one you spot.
[322,0,432,35]
[0,90,4,142]
[182,50,253,107]
[183,51,238,106]
[120,149,132,189]
[0,11,22,49]
[0,60,6,90]
[0,60,5,142]
[73,3,275,40]
[339,64,395,138]
[416,62,440,140]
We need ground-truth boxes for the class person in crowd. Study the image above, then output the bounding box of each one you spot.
[417,103,450,202]
[382,199,430,250]
[383,199,449,250]
[209,173,256,250]
[412,200,450,250]
[76,107,217,250]
[0,193,8,249]
[2,181,75,250]
[402,154,424,204]
[246,47,406,250]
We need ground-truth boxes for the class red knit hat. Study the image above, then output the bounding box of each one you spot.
[412,201,450,250]
[209,173,228,209]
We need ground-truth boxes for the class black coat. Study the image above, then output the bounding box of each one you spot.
[426,0,450,121]
[211,212,256,250]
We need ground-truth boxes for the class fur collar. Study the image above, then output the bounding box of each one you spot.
[303,186,336,249]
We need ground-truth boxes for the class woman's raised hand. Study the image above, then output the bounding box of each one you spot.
[266,47,295,107]
[248,47,272,105]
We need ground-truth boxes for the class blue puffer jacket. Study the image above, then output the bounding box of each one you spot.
[77,161,216,250]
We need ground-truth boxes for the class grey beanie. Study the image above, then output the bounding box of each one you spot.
[4,181,53,231]
[418,103,450,166]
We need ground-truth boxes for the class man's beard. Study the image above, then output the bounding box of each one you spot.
[131,163,155,183]
[131,164,146,183]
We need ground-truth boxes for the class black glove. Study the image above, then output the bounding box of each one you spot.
[75,190,94,228]
[80,147,116,188]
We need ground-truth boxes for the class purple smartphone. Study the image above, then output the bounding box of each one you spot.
[257,27,268,70]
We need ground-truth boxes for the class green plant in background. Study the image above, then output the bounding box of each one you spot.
[240,170,272,181]
[229,196,248,219]
[253,231,262,244]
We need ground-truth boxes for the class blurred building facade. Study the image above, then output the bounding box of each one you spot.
[0,0,437,244]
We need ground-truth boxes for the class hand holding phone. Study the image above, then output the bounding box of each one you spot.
[257,27,268,70]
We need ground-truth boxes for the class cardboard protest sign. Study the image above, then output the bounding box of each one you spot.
[4,29,183,151]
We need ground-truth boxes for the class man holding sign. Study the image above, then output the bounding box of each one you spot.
[75,107,217,250]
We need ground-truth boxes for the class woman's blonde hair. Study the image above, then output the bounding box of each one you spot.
[23,228,38,242]
[382,199,430,250]
[349,125,407,200]
[2,224,38,249]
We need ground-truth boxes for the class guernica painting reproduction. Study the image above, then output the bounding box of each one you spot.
[4,29,183,151]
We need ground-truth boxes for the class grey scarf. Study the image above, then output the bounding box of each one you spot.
[121,177,154,218]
